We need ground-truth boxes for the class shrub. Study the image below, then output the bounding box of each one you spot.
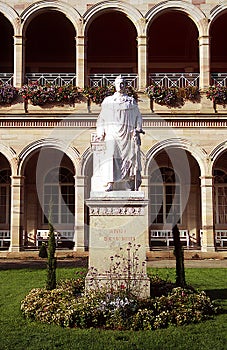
[19,83,85,106]
[21,275,219,330]
[146,83,200,108]
[83,85,138,105]
[0,84,18,104]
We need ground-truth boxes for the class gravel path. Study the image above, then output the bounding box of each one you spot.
[0,257,226,270]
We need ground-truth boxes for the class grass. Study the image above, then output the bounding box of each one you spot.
[0,266,226,350]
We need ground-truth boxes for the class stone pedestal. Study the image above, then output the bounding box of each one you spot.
[86,191,150,298]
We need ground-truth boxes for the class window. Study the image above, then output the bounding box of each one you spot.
[0,169,10,224]
[43,167,75,225]
[214,169,227,224]
[150,167,181,224]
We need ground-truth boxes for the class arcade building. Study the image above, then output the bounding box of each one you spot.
[0,0,227,254]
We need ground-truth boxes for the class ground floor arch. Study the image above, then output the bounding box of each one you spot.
[147,147,202,249]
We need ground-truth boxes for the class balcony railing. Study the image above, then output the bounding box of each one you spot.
[25,73,77,86]
[88,73,138,88]
[0,73,14,85]
[211,73,227,86]
[4,72,227,89]
[149,73,200,88]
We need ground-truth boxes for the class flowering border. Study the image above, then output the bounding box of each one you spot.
[19,82,85,107]
[206,85,227,113]
[145,83,201,109]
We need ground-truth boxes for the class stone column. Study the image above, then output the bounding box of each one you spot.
[14,35,24,88]
[74,175,87,251]
[9,176,24,252]
[76,36,86,88]
[198,35,210,90]
[137,35,147,91]
[200,176,215,252]
[140,175,149,251]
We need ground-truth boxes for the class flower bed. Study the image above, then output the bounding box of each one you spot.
[21,274,219,331]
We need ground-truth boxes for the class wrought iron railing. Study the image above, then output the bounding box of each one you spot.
[211,73,227,86]
[88,73,138,88]
[0,73,14,85]
[25,73,77,86]
[149,73,200,88]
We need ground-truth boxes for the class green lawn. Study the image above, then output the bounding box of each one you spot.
[0,266,226,350]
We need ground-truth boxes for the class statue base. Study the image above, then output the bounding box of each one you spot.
[86,191,150,298]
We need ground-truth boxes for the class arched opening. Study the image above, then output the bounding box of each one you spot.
[83,153,93,251]
[87,11,137,74]
[210,12,227,73]
[22,148,75,248]
[0,13,13,73]
[148,148,201,249]
[25,11,76,73]
[148,11,199,74]
[0,154,11,250]
[213,151,227,248]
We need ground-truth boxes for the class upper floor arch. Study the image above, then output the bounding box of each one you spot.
[145,1,208,37]
[83,1,144,36]
[20,0,82,34]
[0,2,19,34]
[210,3,227,23]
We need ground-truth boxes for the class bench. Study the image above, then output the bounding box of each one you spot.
[200,229,227,248]
[0,230,10,247]
[36,229,74,248]
[150,229,189,248]
[215,230,227,247]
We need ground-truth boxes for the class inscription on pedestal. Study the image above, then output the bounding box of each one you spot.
[90,206,144,216]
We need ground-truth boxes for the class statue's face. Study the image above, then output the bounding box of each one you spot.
[115,79,125,93]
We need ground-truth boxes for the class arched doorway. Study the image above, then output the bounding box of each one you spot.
[213,151,227,249]
[22,148,75,248]
[0,154,11,249]
[148,148,201,249]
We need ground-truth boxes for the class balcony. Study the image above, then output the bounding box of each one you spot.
[1,72,227,114]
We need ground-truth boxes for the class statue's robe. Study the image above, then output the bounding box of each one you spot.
[96,92,143,188]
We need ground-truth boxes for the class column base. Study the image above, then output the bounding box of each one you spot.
[201,245,216,252]
[9,245,21,252]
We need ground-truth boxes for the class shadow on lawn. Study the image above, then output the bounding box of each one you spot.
[0,257,88,270]
[205,288,227,301]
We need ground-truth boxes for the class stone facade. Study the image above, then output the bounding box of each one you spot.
[0,0,227,253]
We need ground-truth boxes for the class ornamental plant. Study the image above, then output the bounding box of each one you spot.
[19,82,85,106]
[206,85,227,112]
[21,242,220,330]
[86,242,148,299]
[21,275,219,330]
[0,84,18,105]
[83,85,138,105]
[146,83,200,108]
[46,221,56,290]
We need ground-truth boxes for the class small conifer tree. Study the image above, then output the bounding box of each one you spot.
[46,203,57,290]
[172,223,186,288]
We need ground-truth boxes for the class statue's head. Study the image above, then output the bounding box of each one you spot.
[114,75,126,93]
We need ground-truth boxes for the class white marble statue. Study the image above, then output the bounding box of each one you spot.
[93,75,144,192]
